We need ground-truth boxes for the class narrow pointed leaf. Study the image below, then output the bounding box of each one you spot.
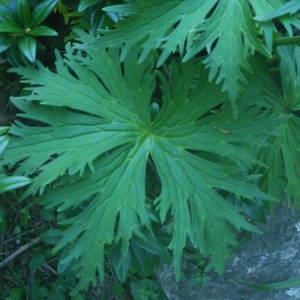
[0,20,23,33]
[16,0,31,26]
[18,36,36,62]
[0,36,12,53]
[78,0,99,12]
[29,26,57,36]
[30,0,57,27]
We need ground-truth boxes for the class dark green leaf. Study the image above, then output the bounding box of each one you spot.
[0,3,14,22]
[16,0,31,26]
[30,0,57,27]
[0,205,6,232]
[29,255,47,272]
[234,277,300,291]
[18,36,36,62]
[0,36,13,53]
[130,243,159,276]
[30,25,57,36]
[78,0,100,12]
[260,46,300,203]
[40,229,62,245]
[130,279,163,300]
[0,20,23,33]
[112,251,132,282]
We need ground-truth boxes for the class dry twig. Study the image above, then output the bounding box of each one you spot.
[0,237,40,269]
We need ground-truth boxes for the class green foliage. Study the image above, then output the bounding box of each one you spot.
[3,30,280,289]
[0,126,30,193]
[0,0,300,297]
[78,0,102,12]
[58,0,122,43]
[130,279,165,300]
[0,0,58,62]
[85,0,300,107]
[259,46,300,202]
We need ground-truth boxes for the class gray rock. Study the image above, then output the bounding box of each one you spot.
[157,205,300,300]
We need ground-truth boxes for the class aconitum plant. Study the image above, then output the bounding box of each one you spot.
[2,0,300,291]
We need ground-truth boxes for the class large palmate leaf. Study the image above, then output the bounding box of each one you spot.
[250,46,300,203]
[3,32,277,289]
[84,0,272,107]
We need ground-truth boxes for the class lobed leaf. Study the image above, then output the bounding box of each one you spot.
[4,36,279,289]
[251,0,300,49]
[83,0,272,106]
[257,46,300,203]
[18,36,36,62]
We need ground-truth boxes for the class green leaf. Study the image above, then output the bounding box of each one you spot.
[130,279,163,300]
[29,255,47,272]
[0,36,13,53]
[251,0,300,49]
[0,129,31,193]
[78,0,100,12]
[96,0,217,63]
[5,288,23,300]
[18,36,36,62]
[112,250,132,282]
[234,277,300,291]
[255,0,300,20]
[258,46,300,203]
[0,135,9,154]
[183,0,269,106]
[16,0,31,26]
[279,46,300,103]
[40,229,62,245]
[5,32,278,290]
[250,0,281,49]
[0,20,23,33]
[29,26,57,36]
[30,0,57,27]
[0,3,15,22]
[0,175,31,193]
[87,0,269,106]
[103,4,135,16]
[128,245,158,277]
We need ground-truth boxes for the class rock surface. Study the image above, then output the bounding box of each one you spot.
[157,205,300,300]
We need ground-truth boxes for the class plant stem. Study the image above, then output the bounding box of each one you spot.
[275,36,300,46]
[0,237,40,269]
